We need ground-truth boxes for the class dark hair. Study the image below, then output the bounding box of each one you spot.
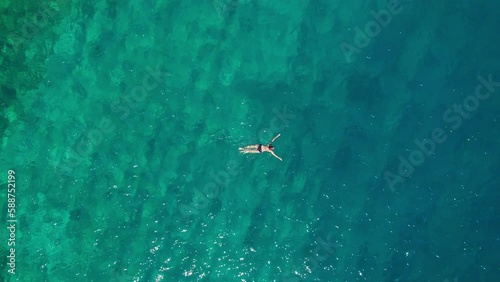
[268,145,274,150]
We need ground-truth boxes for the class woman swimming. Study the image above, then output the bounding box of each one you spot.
[239,133,282,161]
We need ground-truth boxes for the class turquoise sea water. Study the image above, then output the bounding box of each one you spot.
[1,0,499,281]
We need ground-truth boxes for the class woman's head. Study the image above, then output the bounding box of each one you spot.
[268,145,274,150]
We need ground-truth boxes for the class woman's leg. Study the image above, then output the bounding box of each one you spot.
[239,148,259,154]
[240,145,259,151]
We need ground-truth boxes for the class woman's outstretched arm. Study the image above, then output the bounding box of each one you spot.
[270,133,281,144]
[270,151,282,161]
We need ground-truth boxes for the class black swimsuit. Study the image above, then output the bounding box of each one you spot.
[258,144,262,152]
